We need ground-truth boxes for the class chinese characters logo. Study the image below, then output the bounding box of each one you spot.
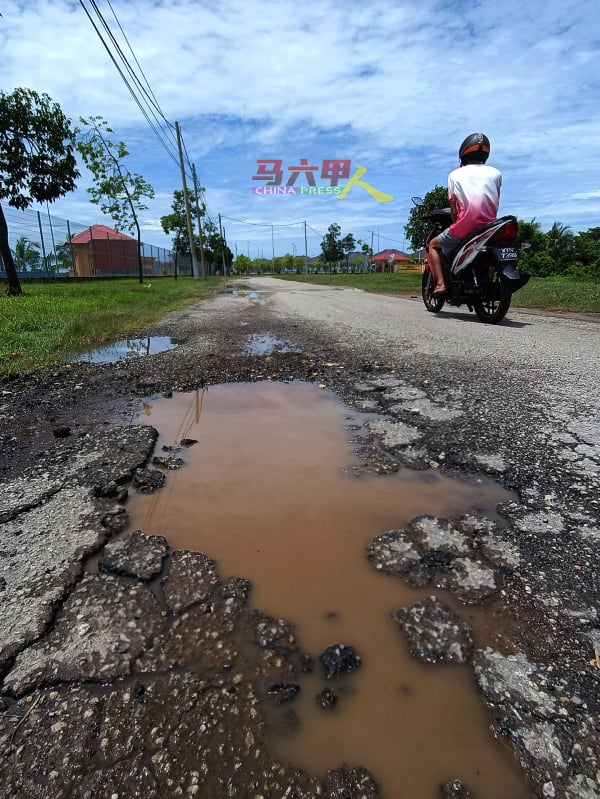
[252,158,393,202]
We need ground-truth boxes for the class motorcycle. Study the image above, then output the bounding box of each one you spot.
[415,198,529,324]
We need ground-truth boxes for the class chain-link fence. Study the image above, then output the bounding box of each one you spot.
[0,205,197,278]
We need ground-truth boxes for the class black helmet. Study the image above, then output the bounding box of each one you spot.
[459,133,490,165]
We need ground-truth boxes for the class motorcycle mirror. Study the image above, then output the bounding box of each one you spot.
[411,196,424,206]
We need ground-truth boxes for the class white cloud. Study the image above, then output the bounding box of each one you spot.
[571,190,600,201]
[2,0,599,254]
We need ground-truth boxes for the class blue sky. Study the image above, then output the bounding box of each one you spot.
[2,0,599,258]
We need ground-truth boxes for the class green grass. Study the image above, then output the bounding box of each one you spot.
[275,272,600,313]
[508,276,600,313]
[0,277,226,377]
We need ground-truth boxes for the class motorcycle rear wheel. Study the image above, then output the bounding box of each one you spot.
[472,267,511,323]
[421,271,445,313]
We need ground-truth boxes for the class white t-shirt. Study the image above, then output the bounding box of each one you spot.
[448,163,502,239]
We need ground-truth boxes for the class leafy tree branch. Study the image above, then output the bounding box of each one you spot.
[75,116,154,284]
[0,87,79,295]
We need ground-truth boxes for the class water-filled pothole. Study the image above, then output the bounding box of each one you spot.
[232,288,261,299]
[126,381,531,799]
[245,333,302,355]
[73,336,179,364]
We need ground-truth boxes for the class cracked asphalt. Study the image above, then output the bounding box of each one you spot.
[0,277,599,798]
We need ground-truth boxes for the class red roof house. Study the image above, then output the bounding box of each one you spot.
[371,249,414,273]
[70,225,139,277]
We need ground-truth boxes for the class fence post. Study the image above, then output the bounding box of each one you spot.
[67,220,75,275]
[37,211,49,276]
[47,203,58,272]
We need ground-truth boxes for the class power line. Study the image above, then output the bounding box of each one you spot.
[88,0,177,146]
[220,215,307,229]
[375,232,407,246]
[78,0,180,169]
[306,223,323,238]
[104,0,171,127]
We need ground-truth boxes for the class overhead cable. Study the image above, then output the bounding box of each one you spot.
[77,0,180,169]
[219,215,308,229]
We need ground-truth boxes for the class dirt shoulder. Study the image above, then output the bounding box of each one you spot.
[1,282,599,798]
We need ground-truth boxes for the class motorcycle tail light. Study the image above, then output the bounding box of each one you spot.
[492,219,518,245]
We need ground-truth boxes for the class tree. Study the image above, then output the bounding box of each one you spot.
[0,87,79,295]
[404,185,449,250]
[321,222,346,265]
[546,222,574,271]
[53,242,75,273]
[293,255,306,273]
[160,188,205,257]
[203,219,233,273]
[340,233,356,270]
[516,218,548,276]
[572,227,600,277]
[281,253,294,273]
[76,116,154,284]
[12,236,41,271]
[357,239,373,271]
[234,253,252,274]
[516,218,546,251]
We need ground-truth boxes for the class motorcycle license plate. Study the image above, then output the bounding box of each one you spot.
[497,247,518,260]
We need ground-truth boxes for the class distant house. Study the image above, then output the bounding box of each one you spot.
[69,225,140,277]
[346,251,371,271]
[371,249,416,273]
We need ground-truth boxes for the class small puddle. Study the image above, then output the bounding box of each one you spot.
[126,382,531,799]
[232,288,261,299]
[245,333,302,356]
[73,336,179,364]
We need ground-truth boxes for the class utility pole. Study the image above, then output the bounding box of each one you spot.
[271,225,275,273]
[191,164,206,278]
[304,221,308,274]
[218,213,227,275]
[175,121,199,278]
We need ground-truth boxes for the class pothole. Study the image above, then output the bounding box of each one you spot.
[232,288,261,299]
[73,336,179,364]
[244,333,303,356]
[125,381,531,799]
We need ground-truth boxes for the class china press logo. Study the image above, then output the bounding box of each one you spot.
[252,158,393,202]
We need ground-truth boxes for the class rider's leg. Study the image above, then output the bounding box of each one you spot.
[427,237,446,293]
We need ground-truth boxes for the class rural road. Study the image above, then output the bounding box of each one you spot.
[247,276,599,399]
[0,277,599,799]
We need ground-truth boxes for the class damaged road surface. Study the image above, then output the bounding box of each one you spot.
[0,277,599,798]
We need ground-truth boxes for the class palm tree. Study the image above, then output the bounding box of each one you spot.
[12,236,41,271]
[546,222,574,269]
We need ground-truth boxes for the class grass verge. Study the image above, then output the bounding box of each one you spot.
[0,276,226,378]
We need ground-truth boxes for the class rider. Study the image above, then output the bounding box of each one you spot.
[428,132,502,296]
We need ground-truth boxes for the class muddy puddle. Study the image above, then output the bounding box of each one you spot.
[73,335,179,363]
[126,381,532,799]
